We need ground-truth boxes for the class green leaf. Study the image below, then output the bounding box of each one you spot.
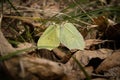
[37,24,60,50]
[60,22,85,50]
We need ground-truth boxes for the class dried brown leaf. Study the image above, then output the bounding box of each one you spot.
[96,50,120,73]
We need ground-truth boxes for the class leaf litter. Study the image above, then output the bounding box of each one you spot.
[0,0,120,80]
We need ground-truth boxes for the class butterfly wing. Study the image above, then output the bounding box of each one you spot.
[37,25,60,50]
[60,22,85,50]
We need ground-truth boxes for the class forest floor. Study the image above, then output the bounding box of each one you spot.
[0,0,120,80]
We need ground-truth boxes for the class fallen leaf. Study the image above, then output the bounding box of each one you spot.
[96,50,120,73]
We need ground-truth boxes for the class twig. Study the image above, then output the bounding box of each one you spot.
[92,73,112,78]
[0,14,3,28]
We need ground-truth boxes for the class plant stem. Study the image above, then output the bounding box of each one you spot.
[72,56,91,80]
